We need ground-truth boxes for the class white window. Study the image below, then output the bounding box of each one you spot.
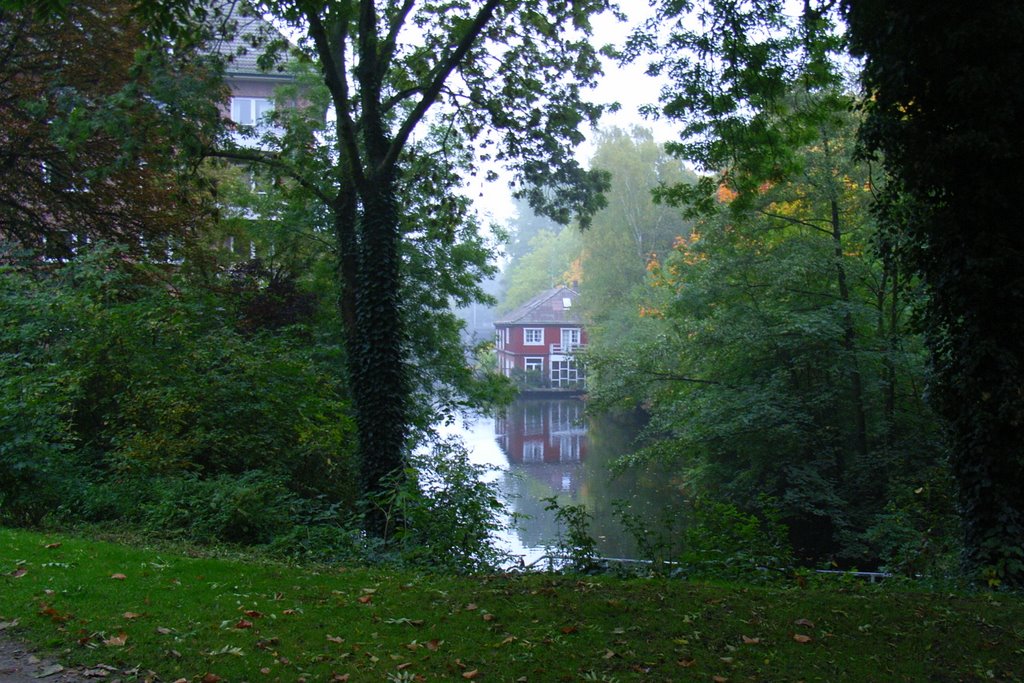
[230,97,275,127]
[560,327,581,350]
[524,328,544,345]
[524,357,543,373]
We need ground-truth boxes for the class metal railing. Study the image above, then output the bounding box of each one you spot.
[514,553,892,582]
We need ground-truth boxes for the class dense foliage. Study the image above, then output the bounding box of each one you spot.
[0,247,356,540]
[843,0,1024,587]
[586,111,955,570]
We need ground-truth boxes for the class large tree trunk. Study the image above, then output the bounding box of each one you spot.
[349,172,408,535]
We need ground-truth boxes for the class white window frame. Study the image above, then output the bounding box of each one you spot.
[524,327,544,345]
[230,97,275,127]
[560,327,581,350]
[524,357,544,373]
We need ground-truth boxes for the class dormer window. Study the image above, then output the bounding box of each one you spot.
[562,297,572,309]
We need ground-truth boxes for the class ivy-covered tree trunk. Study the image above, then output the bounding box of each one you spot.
[349,173,409,532]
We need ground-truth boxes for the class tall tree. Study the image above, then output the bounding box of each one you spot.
[208,0,612,531]
[579,126,694,341]
[843,0,1024,586]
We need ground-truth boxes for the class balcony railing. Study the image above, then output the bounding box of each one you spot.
[550,342,586,355]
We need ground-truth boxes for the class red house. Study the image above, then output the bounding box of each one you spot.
[495,285,586,389]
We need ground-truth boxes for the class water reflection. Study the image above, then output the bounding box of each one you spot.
[487,397,677,563]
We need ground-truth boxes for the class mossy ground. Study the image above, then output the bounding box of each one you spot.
[1,527,1022,682]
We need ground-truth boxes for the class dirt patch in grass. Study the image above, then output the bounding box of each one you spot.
[0,635,91,682]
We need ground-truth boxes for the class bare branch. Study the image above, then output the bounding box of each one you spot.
[207,148,333,205]
[757,209,833,235]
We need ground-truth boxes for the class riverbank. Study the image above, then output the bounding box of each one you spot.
[1,527,1021,682]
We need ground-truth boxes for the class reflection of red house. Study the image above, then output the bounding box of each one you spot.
[495,285,586,389]
[495,399,588,465]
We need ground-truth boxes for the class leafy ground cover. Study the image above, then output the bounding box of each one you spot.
[1,527,1022,682]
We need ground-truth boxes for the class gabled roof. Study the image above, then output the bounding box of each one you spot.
[495,285,582,326]
[206,0,290,78]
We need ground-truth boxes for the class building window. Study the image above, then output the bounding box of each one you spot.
[524,327,544,345]
[524,357,544,373]
[560,327,581,349]
[230,97,275,127]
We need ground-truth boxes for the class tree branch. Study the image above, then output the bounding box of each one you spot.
[304,6,365,188]
[757,209,834,235]
[644,370,732,388]
[385,0,502,171]
[379,0,417,77]
[207,147,332,205]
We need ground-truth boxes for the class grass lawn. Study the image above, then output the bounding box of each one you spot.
[1,527,1022,682]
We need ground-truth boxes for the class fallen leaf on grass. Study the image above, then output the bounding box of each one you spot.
[171,679,187,683]
[110,574,127,580]
[482,613,495,622]
[793,618,815,628]
[397,662,413,670]
[357,595,373,605]
[741,636,761,644]
[603,649,619,659]
[260,668,271,675]
[425,639,441,651]
[0,619,19,631]
[235,619,253,629]
[242,609,264,618]
[713,676,728,683]
[44,543,62,549]
[793,634,813,643]
[122,612,141,620]
[38,605,71,623]
[462,670,479,680]
[560,625,578,634]
[282,608,299,615]
[330,674,350,682]
[202,674,221,683]
[11,568,27,578]
[464,603,478,611]
[156,627,173,635]
[327,635,345,643]
[678,658,696,668]
[103,633,128,647]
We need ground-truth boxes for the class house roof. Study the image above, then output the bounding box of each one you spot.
[495,286,582,326]
[206,0,291,78]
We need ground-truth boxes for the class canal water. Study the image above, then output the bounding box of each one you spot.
[438,397,680,565]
